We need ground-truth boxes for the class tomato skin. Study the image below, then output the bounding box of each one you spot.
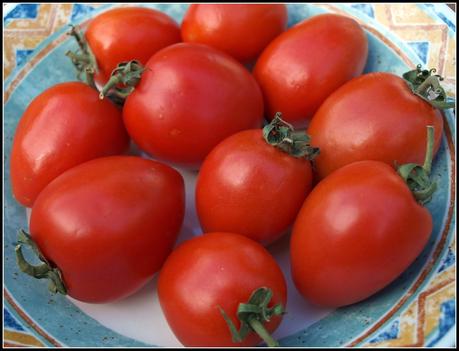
[158,232,287,347]
[290,160,432,307]
[30,156,185,303]
[85,7,181,85]
[181,4,288,63]
[123,43,264,168]
[253,13,368,128]
[307,72,444,179]
[10,82,129,208]
[196,129,313,245]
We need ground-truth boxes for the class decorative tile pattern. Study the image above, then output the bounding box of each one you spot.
[3,308,44,347]
[3,3,102,78]
[371,4,455,96]
[3,3,455,348]
[4,308,26,332]
[70,3,97,22]
[4,4,39,23]
[437,247,456,273]
[362,268,455,347]
[360,236,456,347]
[368,320,400,344]
[351,4,375,19]
[407,41,430,64]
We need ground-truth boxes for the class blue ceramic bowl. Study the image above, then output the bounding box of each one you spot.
[4,3,456,347]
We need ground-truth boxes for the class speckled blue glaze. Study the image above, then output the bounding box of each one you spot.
[4,3,455,347]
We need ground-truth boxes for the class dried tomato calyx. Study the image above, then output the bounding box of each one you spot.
[263,112,319,160]
[99,60,145,101]
[65,25,99,90]
[403,65,455,110]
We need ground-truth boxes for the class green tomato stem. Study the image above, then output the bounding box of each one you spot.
[248,317,279,347]
[219,287,284,347]
[397,125,437,205]
[15,229,67,295]
[66,25,98,90]
[423,126,435,174]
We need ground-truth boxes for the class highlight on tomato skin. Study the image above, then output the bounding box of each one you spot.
[181,4,288,63]
[157,232,287,347]
[16,156,185,304]
[9,82,129,208]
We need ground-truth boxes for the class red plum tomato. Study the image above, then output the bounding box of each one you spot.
[196,129,313,245]
[290,160,433,307]
[10,82,129,207]
[181,4,288,63]
[307,72,444,179]
[253,13,368,128]
[158,232,287,347]
[85,6,181,85]
[28,156,185,303]
[122,43,264,168]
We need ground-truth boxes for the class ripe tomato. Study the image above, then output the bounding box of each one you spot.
[196,115,315,245]
[82,6,181,85]
[158,232,287,347]
[290,160,433,307]
[181,4,288,63]
[10,82,129,207]
[308,72,444,179]
[18,156,185,303]
[122,43,264,168]
[253,13,368,128]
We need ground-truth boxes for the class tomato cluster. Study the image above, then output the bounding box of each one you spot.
[10,4,454,347]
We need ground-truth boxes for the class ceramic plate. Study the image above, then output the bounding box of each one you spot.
[4,3,456,347]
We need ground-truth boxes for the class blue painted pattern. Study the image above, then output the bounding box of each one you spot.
[70,4,96,23]
[368,320,400,343]
[439,300,455,335]
[424,4,456,32]
[4,4,38,24]
[437,247,456,273]
[427,300,456,346]
[436,12,456,32]
[4,308,26,331]
[15,49,35,68]
[407,42,430,65]
[351,4,375,18]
